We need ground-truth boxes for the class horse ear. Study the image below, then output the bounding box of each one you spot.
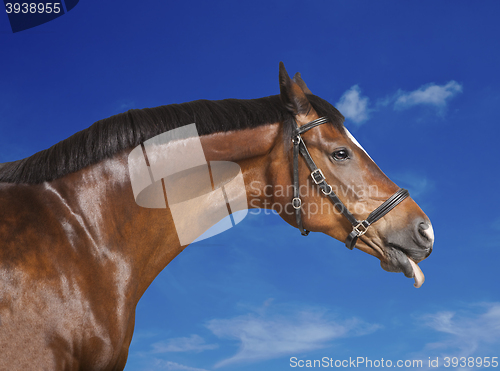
[279,62,312,116]
[293,72,312,95]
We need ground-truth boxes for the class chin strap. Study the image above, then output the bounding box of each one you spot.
[291,117,410,249]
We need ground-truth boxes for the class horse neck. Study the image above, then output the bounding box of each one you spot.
[46,122,282,302]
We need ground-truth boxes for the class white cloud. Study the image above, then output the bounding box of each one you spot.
[336,81,462,124]
[206,302,380,368]
[336,85,370,125]
[152,359,211,371]
[393,81,463,111]
[150,334,218,353]
[421,302,500,356]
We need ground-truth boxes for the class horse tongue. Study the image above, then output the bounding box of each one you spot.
[408,258,425,288]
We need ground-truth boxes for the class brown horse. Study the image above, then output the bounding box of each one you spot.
[0,63,433,370]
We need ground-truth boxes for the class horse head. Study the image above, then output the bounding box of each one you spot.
[264,63,433,287]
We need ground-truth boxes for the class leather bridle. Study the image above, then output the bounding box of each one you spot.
[291,116,410,250]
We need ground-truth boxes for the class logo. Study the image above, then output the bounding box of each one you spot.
[128,124,248,246]
[4,0,79,33]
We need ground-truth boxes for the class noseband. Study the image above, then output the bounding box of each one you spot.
[291,117,409,250]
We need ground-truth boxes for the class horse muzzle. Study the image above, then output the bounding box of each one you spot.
[380,218,434,288]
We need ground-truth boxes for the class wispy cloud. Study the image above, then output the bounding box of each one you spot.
[150,334,218,354]
[391,81,463,111]
[421,302,500,356]
[336,81,462,125]
[391,171,434,199]
[206,301,380,368]
[336,85,370,125]
[152,359,211,371]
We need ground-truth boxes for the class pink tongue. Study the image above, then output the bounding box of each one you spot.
[408,259,425,288]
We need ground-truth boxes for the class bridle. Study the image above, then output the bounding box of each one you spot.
[291,116,410,250]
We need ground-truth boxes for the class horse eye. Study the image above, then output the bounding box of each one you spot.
[332,149,349,161]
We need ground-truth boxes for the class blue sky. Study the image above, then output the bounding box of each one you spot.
[2,1,500,370]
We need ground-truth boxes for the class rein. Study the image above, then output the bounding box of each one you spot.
[291,117,410,250]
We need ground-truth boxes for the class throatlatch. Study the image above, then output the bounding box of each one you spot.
[291,117,410,250]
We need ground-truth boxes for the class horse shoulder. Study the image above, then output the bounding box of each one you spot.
[0,183,119,370]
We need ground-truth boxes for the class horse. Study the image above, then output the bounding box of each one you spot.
[0,63,433,370]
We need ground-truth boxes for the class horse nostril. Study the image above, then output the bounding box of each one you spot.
[419,223,430,241]
[416,220,434,250]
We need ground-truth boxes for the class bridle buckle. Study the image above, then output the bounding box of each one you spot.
[310,169,325,185]
[353,222,369,237]
[321,183,333,195]
[292,197,302,210]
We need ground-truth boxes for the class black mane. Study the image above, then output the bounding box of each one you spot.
[0,94,344,184]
